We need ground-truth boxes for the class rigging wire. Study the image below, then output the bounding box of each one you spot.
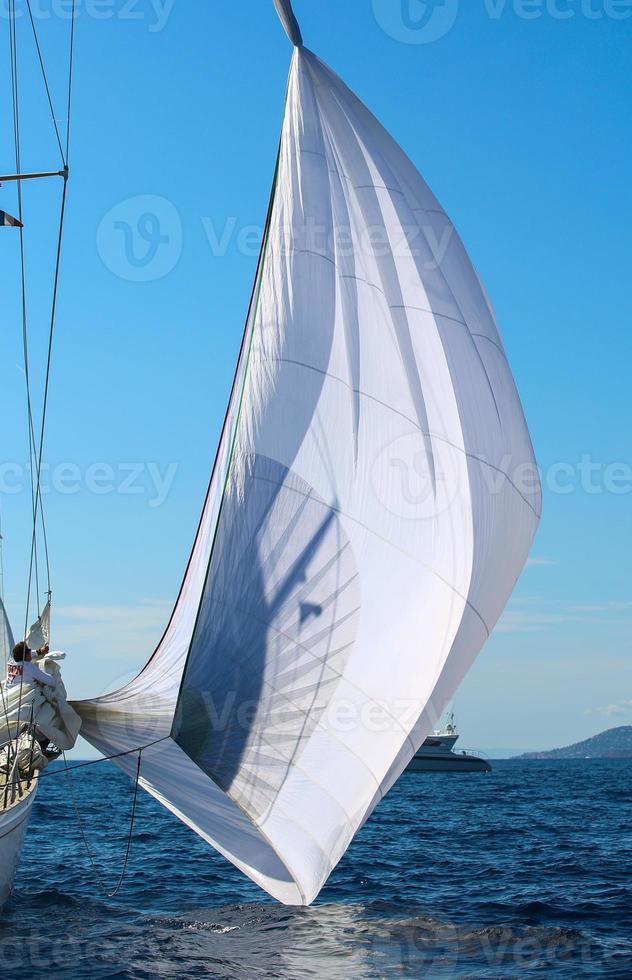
[24,173,68,626]
[6,0,77,633]
[25,0,76,619]
[7,7,141,900]
[4,0,76,752]
[64,0,76,164]
[24,0,66,167]
[36,736,169,779]
[7,0,44,623]
[63,749,143,899]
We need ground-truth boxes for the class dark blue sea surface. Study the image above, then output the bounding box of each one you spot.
[2,759,630,978]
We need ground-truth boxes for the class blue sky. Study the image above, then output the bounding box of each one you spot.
[0,0,630,756]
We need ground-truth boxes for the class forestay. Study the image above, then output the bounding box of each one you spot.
[75,0,540,905]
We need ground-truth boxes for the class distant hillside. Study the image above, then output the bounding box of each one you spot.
[515,726,632,760]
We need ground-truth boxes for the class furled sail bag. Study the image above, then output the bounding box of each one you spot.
[75,1,540,905]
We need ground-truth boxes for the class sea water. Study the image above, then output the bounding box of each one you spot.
[1,759,630,978]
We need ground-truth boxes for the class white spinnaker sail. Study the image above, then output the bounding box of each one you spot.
[75,2,540,905]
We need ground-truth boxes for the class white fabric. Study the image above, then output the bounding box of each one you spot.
[0,731,49,774]
[1,658,81,752]
[5,659,55,689]
[25,600,51,651]
[273,0,302,46]
[75,37,540,905]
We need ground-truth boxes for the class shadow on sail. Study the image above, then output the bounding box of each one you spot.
[173,454,360,822]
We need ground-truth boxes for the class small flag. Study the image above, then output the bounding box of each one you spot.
[0,210,22,228]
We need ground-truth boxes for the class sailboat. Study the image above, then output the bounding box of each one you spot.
[0,592,35,909]
[0,0,80,905]
[3,0,540,907]
[0,598,56,907]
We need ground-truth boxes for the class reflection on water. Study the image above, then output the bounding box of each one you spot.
[0,898,603,979]
[2,760,631,978]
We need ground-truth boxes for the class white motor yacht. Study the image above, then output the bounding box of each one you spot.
[407,716,491,773]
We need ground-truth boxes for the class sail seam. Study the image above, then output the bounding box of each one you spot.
[207,589,412,783]
[270,248,509,366]
[267,243,335,267]
[413,207,449,218]
[257,794,334,897]
[311,67,505,435]
[265,358,540,519]
[392,305,509,360]
[239,679,362,824]
[470,332,507,357]
[246,468,492,637]
[294,146,446,224]
[295,139,447,222]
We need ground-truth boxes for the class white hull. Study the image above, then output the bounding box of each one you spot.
[406,723,491,773]
[0,783,36,909]
[407,753,491,773]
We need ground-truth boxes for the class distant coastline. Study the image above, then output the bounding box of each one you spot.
[513,725,632,760]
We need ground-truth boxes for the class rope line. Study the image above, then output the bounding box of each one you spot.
[25,173,68,622]
[37,735,170,779]
[6,0,76,633]
[64,0,76,163]
[25,0,66,165]
[63,748,143,899]
[5,0,75,747]
[8,0,42,623]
